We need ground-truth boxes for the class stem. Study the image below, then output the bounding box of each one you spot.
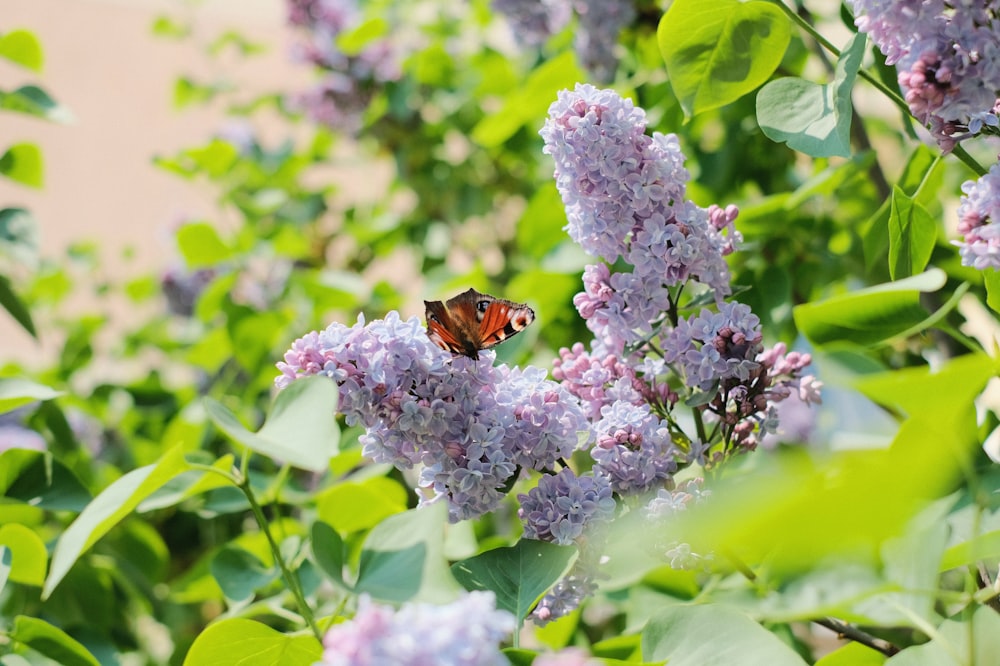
[238,472,322,642]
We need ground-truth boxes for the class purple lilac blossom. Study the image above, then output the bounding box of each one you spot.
[317,591,515,666]
[848,0,1000,151]
[591,401,679,495]
[517,468,616,544]
[276,312,587,521]
[491,0,572,46]
[571,0,635,83]
[954,161,1000,269]
[541,85,741,351]
[531,568,599,625]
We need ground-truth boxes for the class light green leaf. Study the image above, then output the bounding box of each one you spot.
[757,33,866,157]
[316,477,407,533]
[0,547,10,594]
[515,183,568,260]
[793,269,945,347]
[43,446,191,599]
[0,377,62,413]
[0,85,73,123]
[888,187,937,280]
[886,607,1000,665]
[451,539,576,623]
[182,618,321,666]
[643,604,807,665]
[9,615,100,666]
[659,0,791,117]
[0,523,47,586]
[205,375,339,473]
[0,30,44,72]
[984,269,1000,315]
[940,530,1000,571]
[336,18,389,55]
[472,51,585,147]
[176,222,231,268]
[138,454,235,512]
[816,642,886,666]
[0,143,44,188]
[356,503,464,603]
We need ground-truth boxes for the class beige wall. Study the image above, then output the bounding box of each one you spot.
[1,0,308,361]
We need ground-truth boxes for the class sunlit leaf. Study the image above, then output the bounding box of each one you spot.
[0,30,44,72]
[0,524,47,586]
[0,143,44,188]
[659,0,791,117]
[205,375,339,473]
[182,618,321,666]
[0,377,61,414]
[9,616,99,666]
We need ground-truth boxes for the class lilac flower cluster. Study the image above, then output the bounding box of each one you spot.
[317,592,515,666]
[276,312,588,521]
[954,162,1000,269]
[285,0,400,131]
[491,0,634,82]
[592,401,678,494]
[848,0,1000,151]
[540,84,740,354]
[517,468,616,544]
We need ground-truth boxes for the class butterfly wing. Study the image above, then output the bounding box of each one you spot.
[424,299,469,356]
[477,296,535,351]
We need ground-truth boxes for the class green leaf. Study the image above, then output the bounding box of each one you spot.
[815,642,886,666]
[0,547,10,594]
[451,539,576,623]
[311,521,348,589]
[356,503,464,603]
[176,222,232,268]
[658,0,792,117]
[793,269,945,347]
[336,18,389,55]
[756,33,866,157]
[984,269,1000,315]
[888,187,937,280]
[643,604,807,665]
[0,85,73,123]
[0,449,92,511]
[205,375,339,473]
[886,607,1000,665]
[0,207,41,269]
[0,142,44,188]
[138,454,235,512]
[151,15,191,39]
[515,183,568,260]
[43,446,192,599]
[9,616,100,666]
[182,618,321,666]
[0,30,44,72]
[210,545,278,604]
[316,477,407,533]
[0,275,36,337]
[0,377,61,413]
[472,51,585,147]
[0,523,47,586]
[941,530,1000,571]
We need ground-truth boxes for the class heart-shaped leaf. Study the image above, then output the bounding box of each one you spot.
[757,33,866,157]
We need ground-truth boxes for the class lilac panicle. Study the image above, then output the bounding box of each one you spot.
[954,162,1000,270]
[317,591,515,666]
[848,0,1000,150]
[517,468,616,545]
[276,312,587,521]
[591,401,679,495]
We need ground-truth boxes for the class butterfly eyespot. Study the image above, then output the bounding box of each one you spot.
[476,300,491,313]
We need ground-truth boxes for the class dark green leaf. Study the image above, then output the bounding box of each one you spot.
[0,448,91,512]
[210,545,277,603]
[888,187,937,280]
[451,539,576,623]
[310,521,349,589]
[0,207,40,268]
[0,85,72,123]
[659,0,792,117]
[0,275,36,337]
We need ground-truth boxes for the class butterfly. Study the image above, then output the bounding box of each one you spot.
[424,288,535,360]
